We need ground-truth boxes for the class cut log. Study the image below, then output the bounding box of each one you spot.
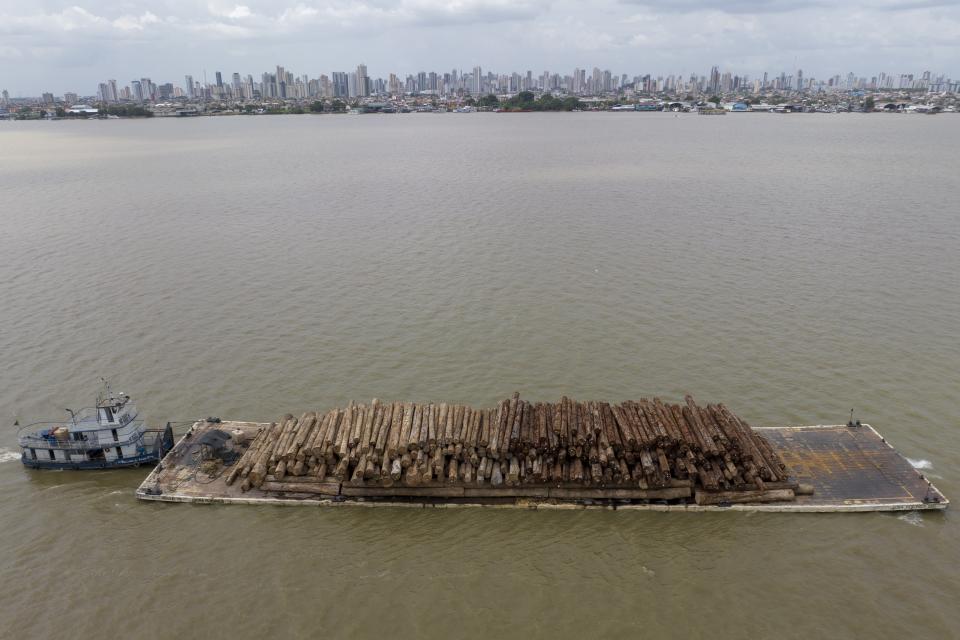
[694,488,795,506]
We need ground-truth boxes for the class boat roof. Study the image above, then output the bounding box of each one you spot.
[18,401,140,434]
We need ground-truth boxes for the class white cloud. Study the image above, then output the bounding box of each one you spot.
[112,12,161,31]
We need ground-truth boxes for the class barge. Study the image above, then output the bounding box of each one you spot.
[136,395,947,512]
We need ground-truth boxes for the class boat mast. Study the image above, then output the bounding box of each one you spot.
[100,377,114,403]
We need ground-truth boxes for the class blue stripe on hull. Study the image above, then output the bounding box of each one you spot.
[21,453,161,470]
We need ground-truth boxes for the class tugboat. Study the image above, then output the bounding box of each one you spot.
[18,380,174,470]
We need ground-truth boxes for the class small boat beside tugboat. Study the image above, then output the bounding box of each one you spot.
[18,381,173,470]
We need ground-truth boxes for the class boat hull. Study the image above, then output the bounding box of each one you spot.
[22,452,163,470]
[20,424,175,471]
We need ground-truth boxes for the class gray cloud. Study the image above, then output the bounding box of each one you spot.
[0,0,957,95]
[617,0,825,13]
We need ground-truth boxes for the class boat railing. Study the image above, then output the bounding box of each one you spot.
[18,423,157,452]
[17,408,99,432]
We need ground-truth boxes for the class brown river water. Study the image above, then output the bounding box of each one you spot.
[0,113,958,638]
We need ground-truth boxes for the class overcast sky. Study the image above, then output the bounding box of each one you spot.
[1,0,958,95]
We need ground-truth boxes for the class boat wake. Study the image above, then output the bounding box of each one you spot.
[907,458,933,470]
[0,448,21,463]
[897,511,924,527]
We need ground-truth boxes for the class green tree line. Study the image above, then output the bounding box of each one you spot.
[482,91,581,111]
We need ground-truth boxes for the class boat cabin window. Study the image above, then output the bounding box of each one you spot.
[30,449,37,460]
[115,447,123,460]
[111,429,119,442]
[48,450,55,460]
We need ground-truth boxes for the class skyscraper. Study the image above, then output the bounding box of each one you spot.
[185,75,194,99]
[348,72,358,98]
[356,64,369,97]
[472,66,482,94]
[332,72,348,98]
[275,65,285,98]
[709,66,720,93]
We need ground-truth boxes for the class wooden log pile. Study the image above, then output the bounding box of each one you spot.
[224,394,790,497]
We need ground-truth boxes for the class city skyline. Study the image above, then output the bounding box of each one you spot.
[4,62,956,103]
[2,0,959,95]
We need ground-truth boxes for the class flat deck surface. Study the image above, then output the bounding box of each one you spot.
[136,421,948,512]
[757,424,947,511]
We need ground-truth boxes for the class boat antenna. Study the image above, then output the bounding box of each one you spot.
[65,408,78,428]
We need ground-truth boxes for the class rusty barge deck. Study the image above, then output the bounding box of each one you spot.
[136,420,947,512]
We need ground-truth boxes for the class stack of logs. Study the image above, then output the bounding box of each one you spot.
[224,394,788,497]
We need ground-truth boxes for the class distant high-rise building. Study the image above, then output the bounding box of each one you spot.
[131,80,143,102]
[572,68,586,94]
[331,72,348,98]
[709,66,720,93]
[356,63,369,97]
[64,92,78,104]
[347,72,357,98]
[472,66,482,94]
[42,92,54,104]
[215,71,223,88]
[275,65,286,98]
[2,89,10,106]
[185,75,194,99]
